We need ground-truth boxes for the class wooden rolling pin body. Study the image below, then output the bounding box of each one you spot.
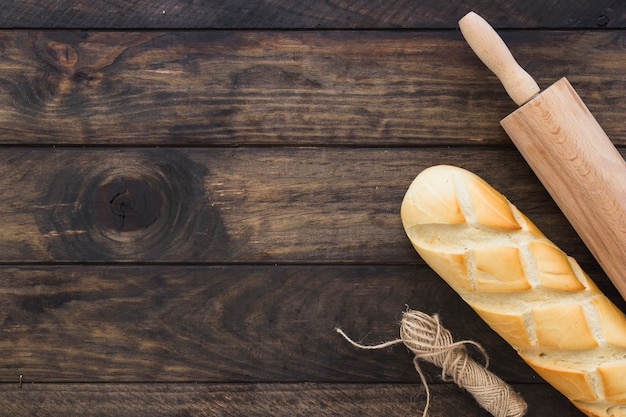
[460,12,626,301]
[501,78,626,300]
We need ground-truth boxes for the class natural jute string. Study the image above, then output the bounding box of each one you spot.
[336,309,527,417]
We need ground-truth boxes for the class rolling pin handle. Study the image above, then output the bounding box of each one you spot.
[459,11,540,106]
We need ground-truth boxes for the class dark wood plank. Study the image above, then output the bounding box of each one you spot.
[2,265,622,383]
[0,265,508,382]
[0,0,623,29]
[1,147,614,264]
[0,382,582,416]
[0,31,623,146]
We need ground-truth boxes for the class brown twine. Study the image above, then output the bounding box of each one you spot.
[336,309,527,417]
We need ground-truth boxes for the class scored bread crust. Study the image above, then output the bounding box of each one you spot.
[401,165,626,417]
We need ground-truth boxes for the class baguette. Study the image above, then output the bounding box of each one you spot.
[401,165,626,417]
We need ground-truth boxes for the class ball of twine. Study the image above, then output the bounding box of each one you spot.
[336,309,527,417]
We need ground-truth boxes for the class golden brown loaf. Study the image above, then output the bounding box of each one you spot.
[401,165,626,417]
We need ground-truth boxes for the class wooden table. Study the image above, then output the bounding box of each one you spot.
[0,1,624,415]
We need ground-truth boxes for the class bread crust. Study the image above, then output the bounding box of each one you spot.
[401,165,626,417]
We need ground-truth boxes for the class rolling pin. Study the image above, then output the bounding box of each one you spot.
[458,11,626,302]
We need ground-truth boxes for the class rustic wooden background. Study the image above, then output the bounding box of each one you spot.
[0,1,624,415]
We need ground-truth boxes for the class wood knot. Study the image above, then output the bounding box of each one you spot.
[72,70,100,85]
[39,150,230,261]
[93,178,162,232]
[46,41,79,68]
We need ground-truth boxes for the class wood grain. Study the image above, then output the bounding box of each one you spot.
[2,264,622,383]
[1,147,616,264]
[0,30,623,146]
[0,265,506,382]
[0,0,623,29]
[0,382,582,416]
